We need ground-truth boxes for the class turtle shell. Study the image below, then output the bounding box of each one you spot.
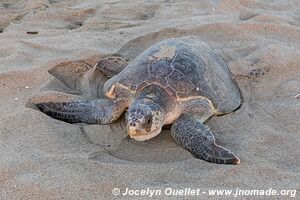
[104,36,241,113]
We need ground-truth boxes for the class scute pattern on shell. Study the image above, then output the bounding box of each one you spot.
[104,36,241,113]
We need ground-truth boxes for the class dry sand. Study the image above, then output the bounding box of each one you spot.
[0,0,299,199]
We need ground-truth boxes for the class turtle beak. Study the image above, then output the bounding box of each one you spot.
[126,123,162,141]
[126,118,147,137]
[127,125,146,138]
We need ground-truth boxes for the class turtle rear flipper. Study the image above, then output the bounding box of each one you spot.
[48,60,92,92]
[49,60,108,98]
[171,114,240,165]
[36,99,127,124]
[95,56,129,77]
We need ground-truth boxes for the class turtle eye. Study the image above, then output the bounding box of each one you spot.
[147,118,152,124]
[144,114,152,125]
[145,117,152,132]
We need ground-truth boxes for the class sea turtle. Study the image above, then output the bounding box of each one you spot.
[36,36,241,164]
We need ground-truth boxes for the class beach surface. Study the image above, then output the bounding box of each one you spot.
[0,0,299,199]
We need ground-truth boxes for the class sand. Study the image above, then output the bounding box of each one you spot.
[0,0,299,199]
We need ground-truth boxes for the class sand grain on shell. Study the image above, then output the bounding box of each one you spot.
[0,0,299,199]
[150,45,177,60]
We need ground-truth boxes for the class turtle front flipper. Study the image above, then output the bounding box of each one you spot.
[171,114,240,165]
[36,99,127,124]
[95,56,129,77]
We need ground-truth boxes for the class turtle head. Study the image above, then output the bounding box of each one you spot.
[126,99,166,141]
